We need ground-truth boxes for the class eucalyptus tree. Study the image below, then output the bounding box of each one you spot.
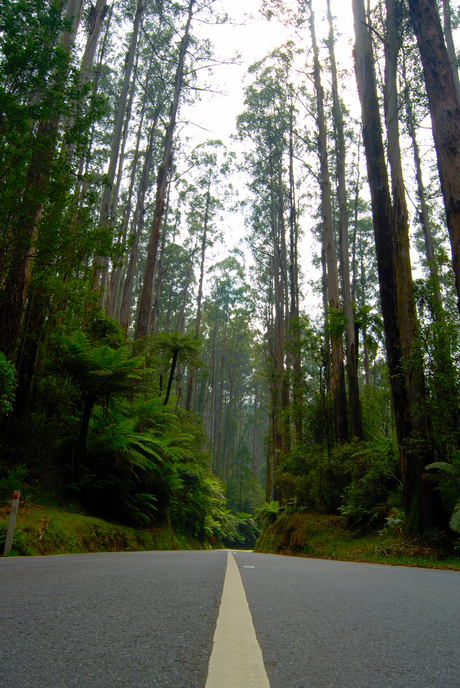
[92,0,142,294]
[440,0,460,105]
[151,240,197,334]
[352,0,445,531]
[306,0,348,443]
[179,140,233,411]
[326,0,362,439]
[237,51,295,498]
[401,50,443,305]
[135,0,195,339]
[0,0,84,360]
[197,256,252,476]
[408,0,460,314]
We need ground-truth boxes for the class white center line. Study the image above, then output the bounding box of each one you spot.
[205,551,271,688]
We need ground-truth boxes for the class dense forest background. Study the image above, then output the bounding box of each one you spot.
[1,0,460,547]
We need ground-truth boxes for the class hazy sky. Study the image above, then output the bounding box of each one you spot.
[186,0,357,145]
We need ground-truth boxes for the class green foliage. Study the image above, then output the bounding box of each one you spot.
[0,522,31,556]
[278,444,349,514]
[0,465,27,501]
[327,307,348,339]
[255,501,280,531]
[225,469,265,514]
[338,440,400,529]
[152,331,201,405]
[58,331,146,403]
[220,513,261,549]
[0,352,16,415]
[426,457,460,533]
[225,443,265,514]
[277,435,400,530]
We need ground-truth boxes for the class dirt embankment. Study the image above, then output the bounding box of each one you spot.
[255,513,460,570]
[0,502,209,556]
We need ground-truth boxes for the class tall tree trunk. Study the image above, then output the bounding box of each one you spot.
[0,0,84,360]
[215,319,227,477]
[92,0,142,291]
[119,120,158,332]
[269,152,284,501]
[278,164,291,459]
[66,0,107,157]
[353,0,444,532]
[175,259,193,334]
[135,0,194,339]
[80,0,107,81]
[402,58,442,305]
[111,57,155,321]
[164,350,178,406]
[151,183,172,334]
[327,0,362,439]
[442,0,460,105]
[309,0,348,443]
[104,64,138,313]
[185,181,210,412]
[209,319,219,470]
[288,106,303,445]
[408,0,460,314]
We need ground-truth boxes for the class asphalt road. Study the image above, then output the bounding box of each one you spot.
[1,550,459,687]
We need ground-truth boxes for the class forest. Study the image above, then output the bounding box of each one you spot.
[1,0,460,550]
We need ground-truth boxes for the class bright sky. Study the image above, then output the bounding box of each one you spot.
[187,0,357,144]
[181,0,358,313]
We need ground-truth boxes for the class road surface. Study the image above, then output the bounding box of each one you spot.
[1,550,459,687]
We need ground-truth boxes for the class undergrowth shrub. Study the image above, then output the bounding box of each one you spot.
[277,445,350,513]
[219,513,260,549]
[338,439,400,528]
[0,352,16,416]
[426,453,460,534]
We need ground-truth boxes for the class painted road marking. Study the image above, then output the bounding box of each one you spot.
[205,552,270,688]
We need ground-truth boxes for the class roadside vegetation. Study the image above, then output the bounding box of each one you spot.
[255,512,460,571]
[1,0,460,561]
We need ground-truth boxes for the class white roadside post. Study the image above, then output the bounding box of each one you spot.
[3,491,20,556]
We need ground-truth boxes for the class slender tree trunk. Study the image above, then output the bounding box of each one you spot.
[288,107,303,445]
[175,259,192,334]
[112,60,155,321]
[163,350,179,406]
[408,0,460,313]
[135,0,194,339]
[215,319,227,478]
[104,64,138,313]
[209,320,219,470]
[92,0,142,291]
[327,0,362,439]
[185,181,210,412]
[353,0,444,532]
[277,164,291,460]
[66,0,107,158]
[269,153,284,501]
[71,2,112,228]
[309,0,348,443]
[253,391,259,476]
[402,58,442,305]
[151,183,172,334]
[442,0,460,106]
[119,120,158,332]
[0,0,84,360]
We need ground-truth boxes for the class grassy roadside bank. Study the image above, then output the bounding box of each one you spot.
[3,504,460,568]
[255,513,460,570]
[0,502,210,556]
